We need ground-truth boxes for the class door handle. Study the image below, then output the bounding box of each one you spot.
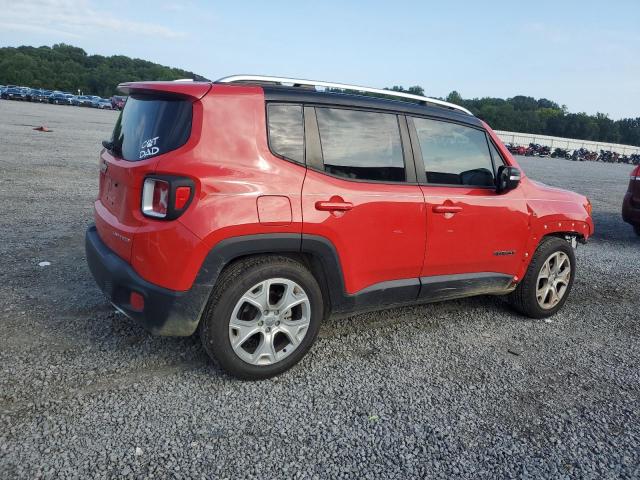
[315,200,353,212]
[433,204,462,214]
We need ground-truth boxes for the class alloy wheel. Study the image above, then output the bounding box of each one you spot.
[536,251,571,309]
[228,278,311,366]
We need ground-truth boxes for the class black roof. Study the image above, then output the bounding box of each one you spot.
[262,85,481,127]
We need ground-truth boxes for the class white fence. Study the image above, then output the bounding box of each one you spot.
[494,130,640,156]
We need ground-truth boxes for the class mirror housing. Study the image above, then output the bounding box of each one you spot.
[496,166,521,193]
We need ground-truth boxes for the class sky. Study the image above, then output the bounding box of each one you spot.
[0,0,638,119]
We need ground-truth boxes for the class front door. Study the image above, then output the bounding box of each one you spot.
[409,116,530,280]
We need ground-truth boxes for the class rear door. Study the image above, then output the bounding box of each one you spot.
[96,93,193,261]
[301,106,427,301]
[408,116,530,280]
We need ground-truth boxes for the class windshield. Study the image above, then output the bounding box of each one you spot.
[110,94,192,161]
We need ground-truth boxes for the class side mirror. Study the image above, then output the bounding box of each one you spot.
[496,166,521,193]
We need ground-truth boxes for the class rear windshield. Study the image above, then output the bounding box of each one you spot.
[111,94,192,161]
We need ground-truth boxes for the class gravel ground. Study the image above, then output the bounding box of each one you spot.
[0,100,638,479]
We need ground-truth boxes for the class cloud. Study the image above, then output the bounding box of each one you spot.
[0,21,82,39]
[0,0,185,40]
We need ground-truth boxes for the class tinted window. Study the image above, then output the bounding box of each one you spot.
[316,108,405,182]
[267,104,304,163]
[111,94,192,161]
[413,117,495,187]
[489,141,506,166]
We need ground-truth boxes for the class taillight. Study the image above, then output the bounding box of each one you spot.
[142,178,170,218]
[141,176,194,220]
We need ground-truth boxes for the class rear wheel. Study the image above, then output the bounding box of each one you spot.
[508,237,576,318]
[199,256,323,380]
[634,224,640,237]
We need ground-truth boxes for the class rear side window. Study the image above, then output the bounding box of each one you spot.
[413,117,495,187]
[316,108,405,182]
[267,104,304,164]
[111,94,192,161]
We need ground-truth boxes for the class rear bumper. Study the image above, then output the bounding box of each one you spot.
[622,192,640,226]
[85,225,210,336]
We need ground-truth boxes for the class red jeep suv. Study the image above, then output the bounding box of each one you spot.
[86,75,594,379]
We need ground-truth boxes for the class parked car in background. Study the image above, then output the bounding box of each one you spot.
[111,95,127,110]
[86,75,594,379]
[97,98,113,109]
[622,165,640,236]
[29,89,53,102]
[87,95,102,107]
[75,95,94,107]
[2,87,28,100]
[49,92,73,105]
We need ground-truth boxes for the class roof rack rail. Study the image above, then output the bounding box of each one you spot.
[216,74,473,116]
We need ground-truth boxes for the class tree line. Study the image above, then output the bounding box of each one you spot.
[386,86,639,147]
[0,44,208,98]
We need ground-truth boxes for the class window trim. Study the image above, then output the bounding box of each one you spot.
[265,102,306,166]
[407,115,498,190]
[309,105,417,185]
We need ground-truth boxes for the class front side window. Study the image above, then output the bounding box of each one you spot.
[316,108,405,182]
[413,117,495,187]
[489,141,506,167]
[112,94,192,161]
[267,104,304,164]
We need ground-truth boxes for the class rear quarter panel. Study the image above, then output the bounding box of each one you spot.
[135,85,306,290]
[172,85,306,247]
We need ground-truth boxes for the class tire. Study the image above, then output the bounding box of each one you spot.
[508,236,576,319]
[634,224,640,237]
[199,255,324,380]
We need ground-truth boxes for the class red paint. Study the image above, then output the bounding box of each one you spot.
[257,196,292,225]
[421,185,531,278]
[92,83,593,297]
[301,169,427,293]
[117,81,212,99]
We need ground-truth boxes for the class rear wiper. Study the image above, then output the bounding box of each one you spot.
[101,140,120,156]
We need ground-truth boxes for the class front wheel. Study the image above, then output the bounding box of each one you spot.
[634,224,640,237]
[199,256,323,380]
[508,237,576,318]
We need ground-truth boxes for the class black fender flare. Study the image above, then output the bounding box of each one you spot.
[193,233,348,313]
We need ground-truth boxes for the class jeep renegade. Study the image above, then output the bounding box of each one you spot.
[86,75,594,379]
